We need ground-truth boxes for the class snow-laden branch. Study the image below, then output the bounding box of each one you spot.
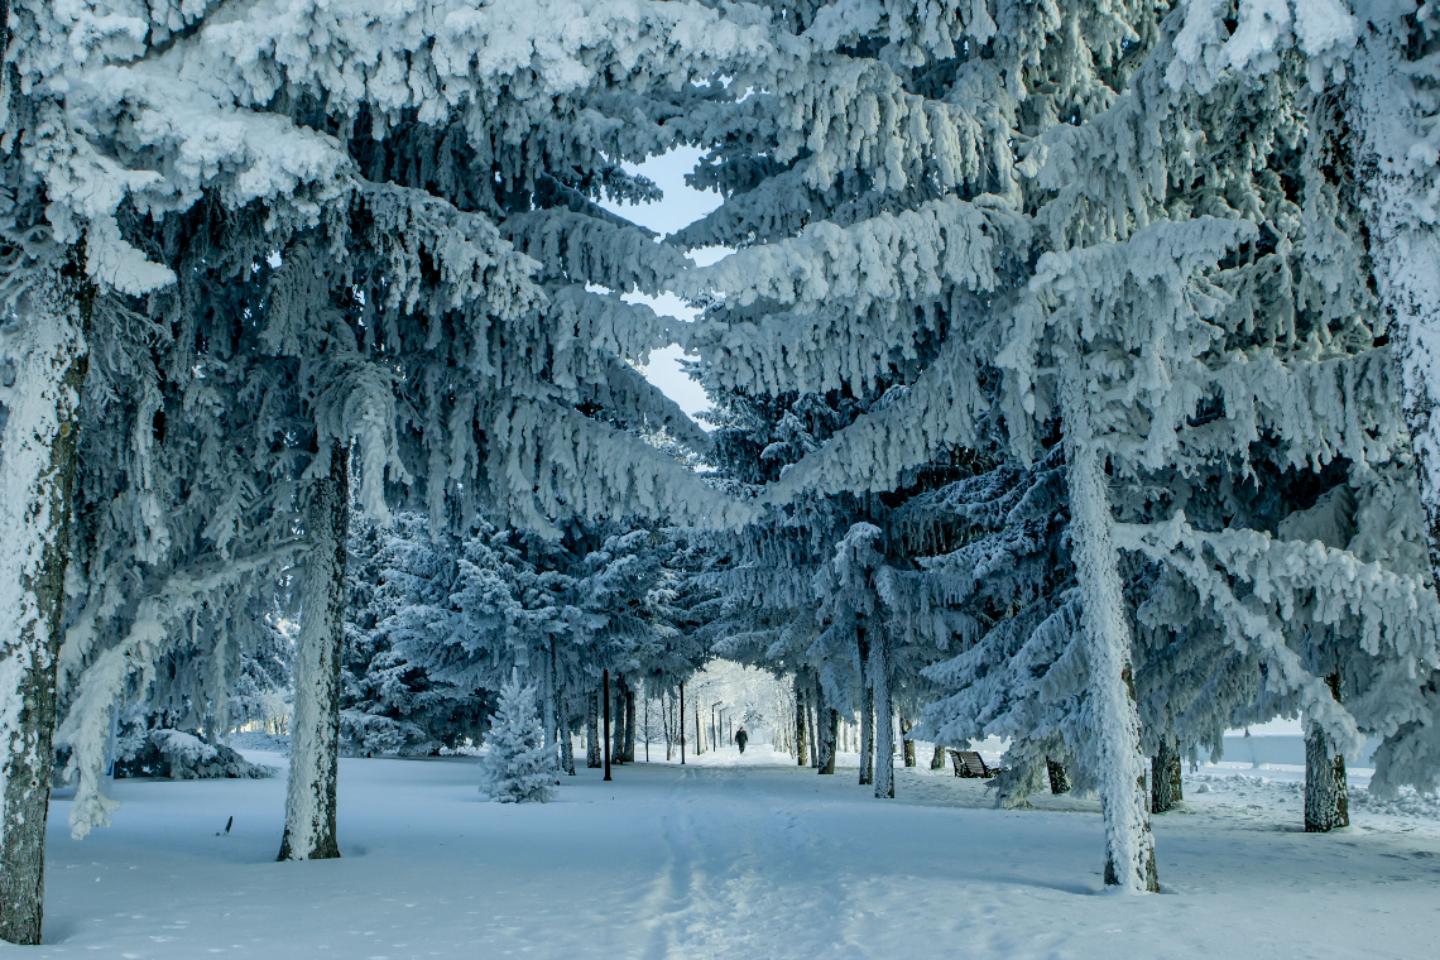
[56,543,303,837]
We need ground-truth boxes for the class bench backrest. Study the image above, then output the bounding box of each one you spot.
[950,749,989,777]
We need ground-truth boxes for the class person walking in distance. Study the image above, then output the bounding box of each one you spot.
[735,726,749,754]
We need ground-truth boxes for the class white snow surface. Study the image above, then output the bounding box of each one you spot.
[13,747,1440,959]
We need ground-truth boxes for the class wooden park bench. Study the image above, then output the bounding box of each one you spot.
[948,749,999,779]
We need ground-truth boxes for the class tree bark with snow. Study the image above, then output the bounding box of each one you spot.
[602,669,612,782]
[1151,735,1183,815]
[693,700,704,756]
[871,634,894,799]
[586,690,602,769]
[611,676,626,765]
[1347,9,1440,582]
[1047,759,1071,796]
[1305,672,1350,832]
[900,714,916,768]
[560,720,576,777]
[662,689,672,761]
[278,444,349,862]
[0,254,91,945]
[817,678,838,775]
[858,628,873,785]
[623,682,637,763]
[794,677,808,768]
[543,642,562,775]
[1062,375,1158,892]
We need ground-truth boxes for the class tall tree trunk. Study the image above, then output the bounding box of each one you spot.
[623,683,636,763]
[279,443,349,862]
[1348,15,1440,583]
[819,707,838,774]
[661,689,671,761]
[1062,373,1159,892]
[808,699,820,768]
[694,700,704,756]
[1047,758,1072,795]
[611,677,624,765]
[541,645,560,778]
[560,716,576,776]
[1151,735,1183,814]
[0,254,91,945]
[611,675,626,765]
[644,686,650,763]
[900,714,916,767]
[602,669,612,782]
[794,677,808,768]
[858,628,873,785]
[931,743,947,770]
[816,679,838,775]
[1305,672,1350,832]
[586,688,601,768]
[679,682,686,765]
[872,634,894,799]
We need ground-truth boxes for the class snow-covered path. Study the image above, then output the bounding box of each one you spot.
[9,747,1439,959]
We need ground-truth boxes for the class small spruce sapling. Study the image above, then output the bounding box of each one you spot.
[478,675,555,804]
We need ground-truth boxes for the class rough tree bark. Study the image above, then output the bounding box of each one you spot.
[1151,735,1183,814]
[858,628,873,785]
[693,699,704,756]
[794,677,808,768]
[1305,672,1350,833]
[816,679,838,775]
[809,698,820,768]
[662,689,672,762]
[560,718,576,777]
[820,708,838,774]
[602,669,612,782]
[544,641,568,776]
[0,253,91,945]
[1047,758,1072,795]
[1062,373,1159,892]
[871,634,895,799]
[541,648,560,779]
[586,689,601,769]
[931,743,947,770]
[623,682,636,763]
[278,443,349,862]
[611,675,626,765]
[900,714,916,767]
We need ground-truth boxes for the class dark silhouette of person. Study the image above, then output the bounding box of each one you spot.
[735,726,749,754]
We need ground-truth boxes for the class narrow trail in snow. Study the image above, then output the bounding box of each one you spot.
[640,762,853,959]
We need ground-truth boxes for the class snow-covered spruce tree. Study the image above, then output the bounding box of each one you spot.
[816,522,897,797]
[680,0,1440,888]
[478,675,555,804]
[1165,0,1440,802]
[2,1,777,902]
[1168,0,1440,559]
[901,447,1081,804]
[692,388,879,777]
[676,0,1171,888]
[229,601,295,737]
[342,510,484,757]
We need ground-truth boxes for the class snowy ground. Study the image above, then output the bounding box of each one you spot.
[9,746,1439,960]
